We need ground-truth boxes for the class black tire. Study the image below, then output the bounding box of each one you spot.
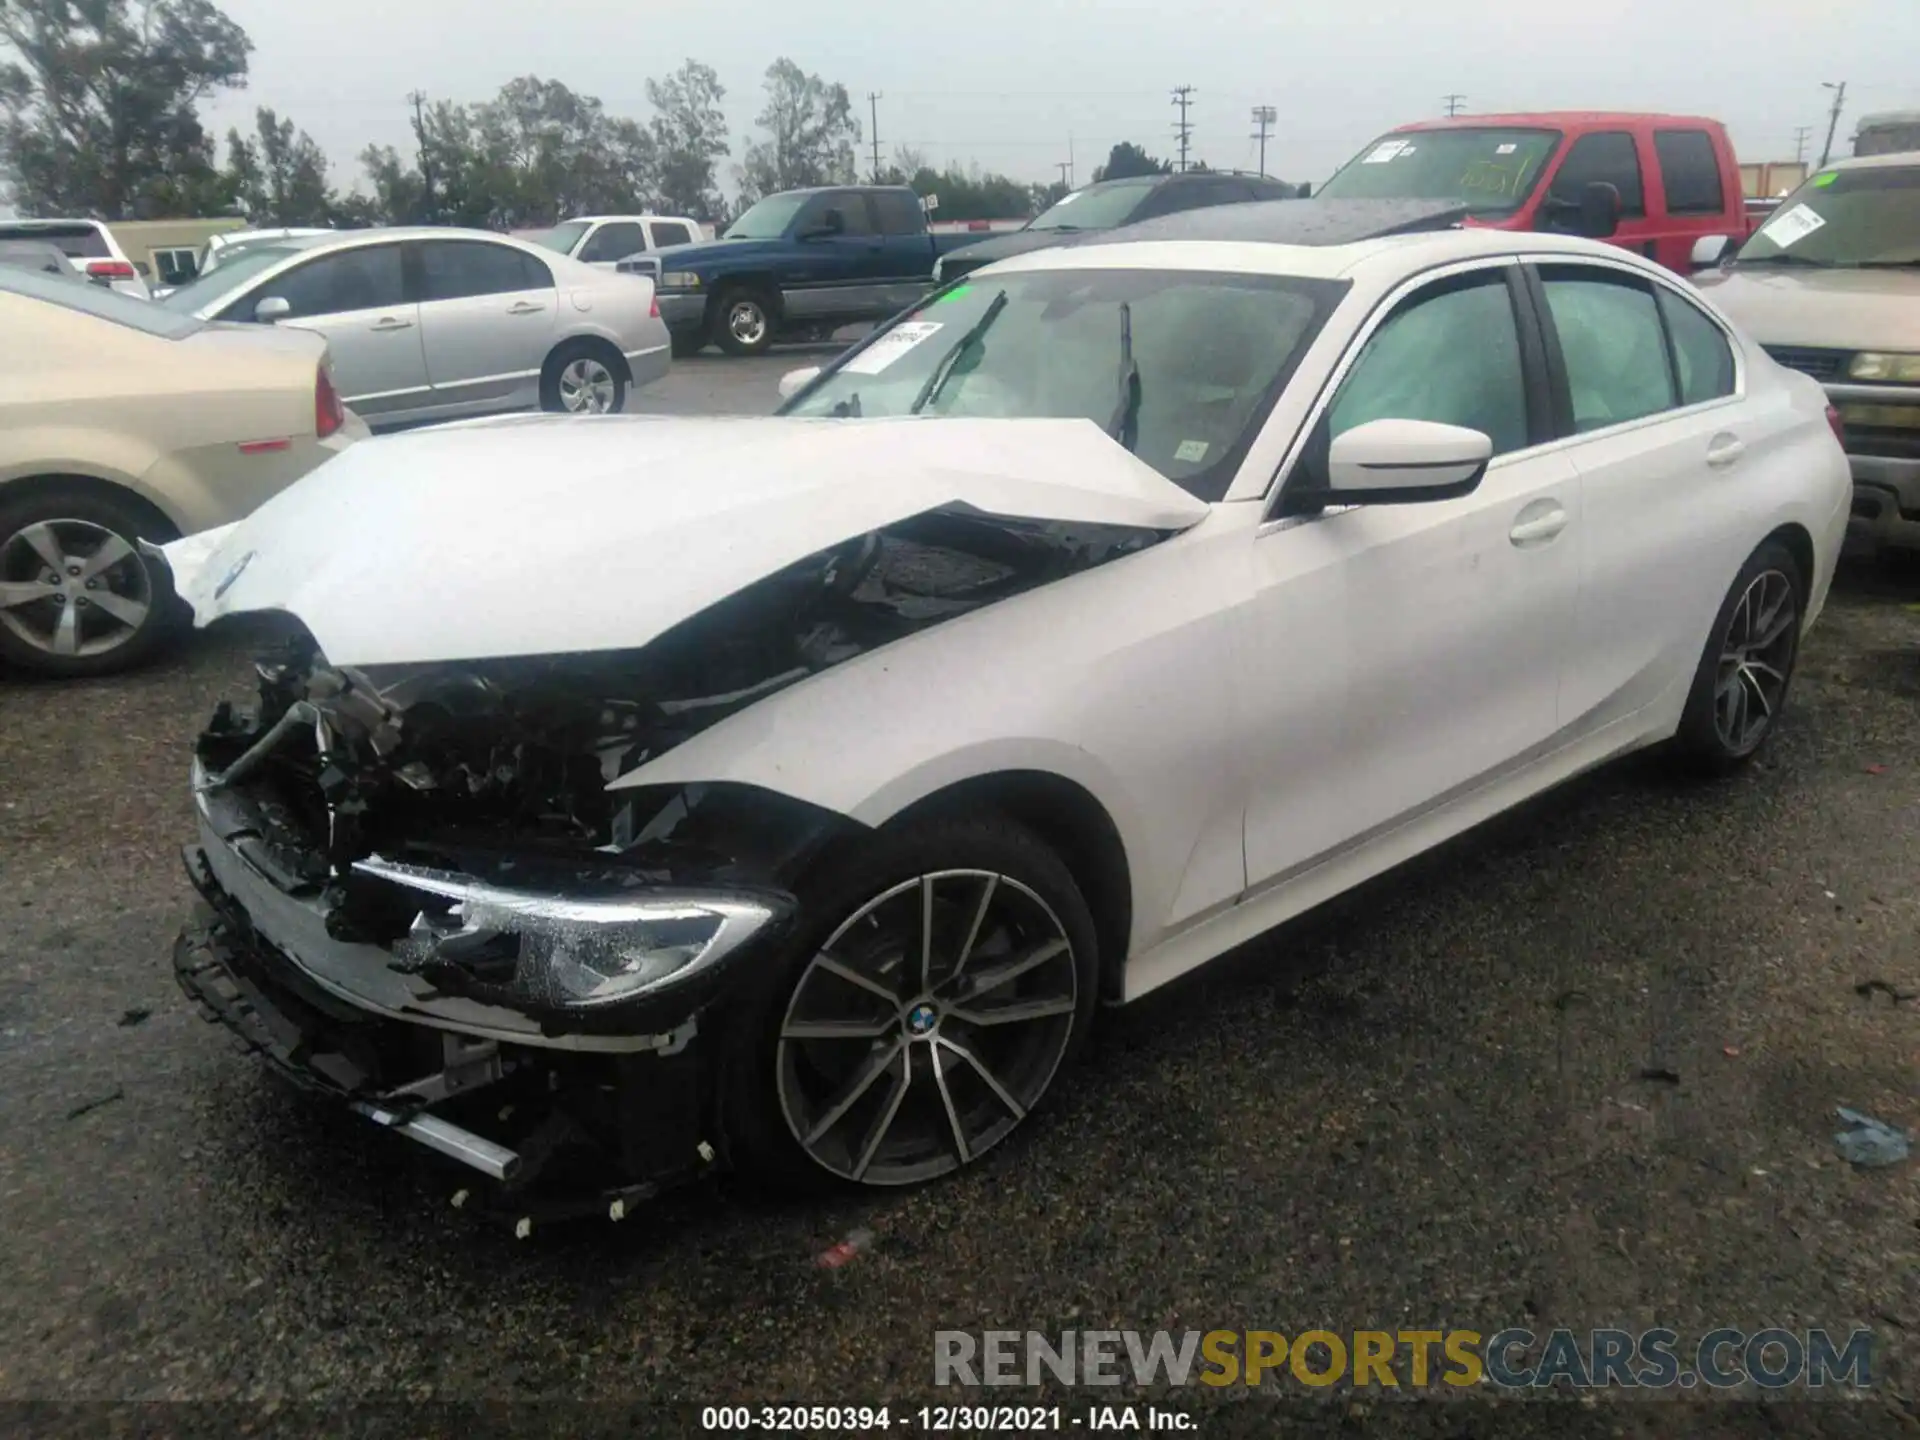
[1672,538,1806,775]
[669,328,706,359]
[539,339,628,415]
[719,812,1100,1193]
[0,483,181,678]
[711,286,779,358]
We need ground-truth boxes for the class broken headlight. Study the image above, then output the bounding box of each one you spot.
[359,857,780,1009]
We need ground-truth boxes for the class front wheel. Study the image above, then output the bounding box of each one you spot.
[712,287,778,358]
[722,814,1099,1191]
[1673,539,1805,774]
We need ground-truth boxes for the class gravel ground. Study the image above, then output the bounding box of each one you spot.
[0,362,1915,1434]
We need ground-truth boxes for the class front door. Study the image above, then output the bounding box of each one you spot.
[1240,264,1581,888]
[411,239,559,409]
[781,192,893,324]
[1538,130,1664,262]
[237,242,425,419]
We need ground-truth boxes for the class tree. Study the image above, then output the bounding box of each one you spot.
[472,75,651,227]
[0,0,251,217]
[646,58,727,220]
[1092,141,1171,183]
[224,106,331,224]
[739,57,859,199]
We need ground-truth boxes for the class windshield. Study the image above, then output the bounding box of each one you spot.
[159,244,300,311]
[0,264,203,337]
[529,221,591,254]
[781,269,1345,500]
[1027,179,1161,232]
[725,192,811,239]
[1317,128,1561,215]
[1735,164,1920,267]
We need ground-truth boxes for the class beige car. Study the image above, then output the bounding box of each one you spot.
[0,266,366,677]
[1692,151,1920,552]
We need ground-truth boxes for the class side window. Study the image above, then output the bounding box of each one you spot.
[871,191,924,236]
[648,220,695,247]
[1538,265,1676,432]
[579,222,647,262]
[1326,272,1531,457]
[419,241,548,302]
[255,245,405,319]
[152,247,198,285]
[1549,132,1646,217]
[1656,288,1736,404]
[1653,130,1726,215]
[827,193,876,236]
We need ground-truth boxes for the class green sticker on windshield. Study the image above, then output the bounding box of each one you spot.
[932,283,974,304]
[1813,171,1838,187]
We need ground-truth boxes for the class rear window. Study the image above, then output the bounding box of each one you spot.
[0,264,202,337]
[0,222,109,259]
[1654,130,1726,215]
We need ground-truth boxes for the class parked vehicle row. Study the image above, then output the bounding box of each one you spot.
[154,200,1849,1215]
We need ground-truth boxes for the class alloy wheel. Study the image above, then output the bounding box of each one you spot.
[1714,568,1797,753]
[558,357,617,414]
[728,300,769,348]
[776,869,1080,1185]
[0,518,153,660]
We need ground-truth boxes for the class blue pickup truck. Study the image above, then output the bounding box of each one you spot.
[620,185,978,357]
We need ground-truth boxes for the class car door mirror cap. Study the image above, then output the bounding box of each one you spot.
[1321,418,1493,503]
[779,365,822,400]
[1691,234,1732,270]
[254,295,292,322]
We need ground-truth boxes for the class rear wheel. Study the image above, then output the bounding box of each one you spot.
[712,287,778,358]
[722,814,1098,1190]
[540,340,627,415]
[1673,539,1805,774]
[0,486,180,678]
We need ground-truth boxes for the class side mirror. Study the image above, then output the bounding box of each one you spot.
[253,295,292,322]
[1295,182,1312,199]
[1691,234,1732,270]
[778,365,822,401]
[1577,181,1622,239]
[1324,418,1492,503]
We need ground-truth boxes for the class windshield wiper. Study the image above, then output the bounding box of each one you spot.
[1106,301,1142,454]
[1736,253,1836,268]
[1854,259,1920,269]
[910,289,1009,414]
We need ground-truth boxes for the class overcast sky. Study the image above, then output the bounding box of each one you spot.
[203,0,1917,193]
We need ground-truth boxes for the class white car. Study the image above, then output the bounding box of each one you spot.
[0,219,151,298]
[157,227,670,427]
[527,214,707,268]
[157,203,1848,1210]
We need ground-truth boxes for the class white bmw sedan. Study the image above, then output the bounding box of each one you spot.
[156,205,1848,1213]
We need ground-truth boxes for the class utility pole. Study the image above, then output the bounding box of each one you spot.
[867,92,884,182]
[1056,161,1072,192]
[1793,126,1813,164]
[408,90,433,222]
[1443,93,1466,118]
[1818,81,1847,167]
[1171,85,1196,172]
[1250,105,1276,178]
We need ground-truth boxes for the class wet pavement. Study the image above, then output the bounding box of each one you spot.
[0,366,1916,1431]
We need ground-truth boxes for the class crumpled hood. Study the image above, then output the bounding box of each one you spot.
[162,413,1210,666]
[1694,265,1920,353]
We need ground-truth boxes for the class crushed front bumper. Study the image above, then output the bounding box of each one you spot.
[175,843,723,1225]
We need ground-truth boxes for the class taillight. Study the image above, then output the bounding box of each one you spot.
[1826,403,1846,447]
[316,366,345,439]
[649,292,660,319]
[85,259,136,280]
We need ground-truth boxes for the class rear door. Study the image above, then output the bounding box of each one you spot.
[411,239,558,407]
[869,189,940,308]
[577,220,648,269]
[1539,130,1663,261]
[227,242,425,418]
[1648,127,1738,272]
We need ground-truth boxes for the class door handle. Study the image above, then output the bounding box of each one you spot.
[1706,434,1746,468]
[370,317,413,332]
[1509,505,1569,546]
[507,301,544,315]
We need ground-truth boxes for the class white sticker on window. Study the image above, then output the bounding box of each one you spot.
[1174,439,1211,463]
[1495,143,1518,155]
[1362,140,1410,164]
[840,321,944,375]
[1761,203,1827,249]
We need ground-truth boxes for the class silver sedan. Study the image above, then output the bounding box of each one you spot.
[158,228,670,427]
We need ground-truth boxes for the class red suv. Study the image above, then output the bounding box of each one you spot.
[1315,112,1749,274]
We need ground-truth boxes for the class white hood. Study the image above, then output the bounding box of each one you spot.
[162,414,1211,666]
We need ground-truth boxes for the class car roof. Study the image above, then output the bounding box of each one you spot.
[1393,111,1724,131]
[270,227,542,252]
[1076,197,1470,248]
[1821,150,1920,172]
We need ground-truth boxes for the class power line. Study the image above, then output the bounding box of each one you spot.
[1250,105,1276,178]
[867,92,884,181]
[1171,85,1196,172]
[1818,80,1848,167]
[1443,93,1467,118]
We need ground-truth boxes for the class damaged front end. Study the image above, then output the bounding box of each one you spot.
[173,505,1170,1219]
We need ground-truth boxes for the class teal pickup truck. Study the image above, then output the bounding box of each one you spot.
[619,185,979,358]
